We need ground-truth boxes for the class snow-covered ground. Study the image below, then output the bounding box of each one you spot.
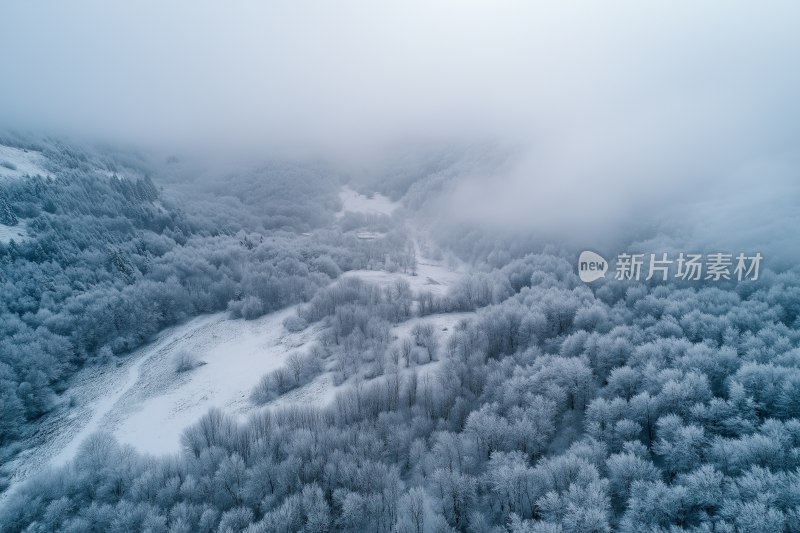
[112,308,324,455]
[0,145,51,180]
[338,186,397,217]
[343,264,459,298]
[1,314,222,498]
[1,308,325,495]
[0,223,27,244]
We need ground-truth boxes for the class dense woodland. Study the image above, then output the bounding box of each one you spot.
[1,139,800,532]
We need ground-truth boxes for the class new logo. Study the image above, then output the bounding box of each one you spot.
[578,251,608,283]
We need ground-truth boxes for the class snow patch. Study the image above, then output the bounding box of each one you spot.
[343,255,462,298]
[111,307,324,455]
[0,223,27,244]
[0,307,327,496]
[0,145,51,180]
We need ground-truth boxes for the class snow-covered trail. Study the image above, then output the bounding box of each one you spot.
[48,314,224,465]
[50,341,154,465]
[1,309,316,498]
[110,307,323,455]
[0,313,223,501]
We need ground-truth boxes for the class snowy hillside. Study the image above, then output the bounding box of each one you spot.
[0,145,52,180]
[112,308,324,455]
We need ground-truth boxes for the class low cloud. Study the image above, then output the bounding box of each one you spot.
[2,1,798,260]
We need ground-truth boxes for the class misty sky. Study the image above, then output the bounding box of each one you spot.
[2,2,797,146]
[2,1,799,254]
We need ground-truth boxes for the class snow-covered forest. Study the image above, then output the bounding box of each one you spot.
[2,2,800,532]
[0,133,797,533]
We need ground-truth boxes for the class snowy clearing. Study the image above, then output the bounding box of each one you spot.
[1,307,326,496]
[0,223,27,244]
[0,145,51,180]
[343,259,461,298]
[111,307,324,455]
[0,314,222,499]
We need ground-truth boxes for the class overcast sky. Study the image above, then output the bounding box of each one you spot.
[1,2,796,147]
[2,1,799,255]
